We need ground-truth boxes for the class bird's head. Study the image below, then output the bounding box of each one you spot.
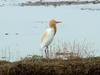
[49,19,61,28]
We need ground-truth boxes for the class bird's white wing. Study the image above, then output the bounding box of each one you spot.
[40,28,55,49]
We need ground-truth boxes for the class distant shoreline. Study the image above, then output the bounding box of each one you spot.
[80,7,100,11]
[19,1,100,6]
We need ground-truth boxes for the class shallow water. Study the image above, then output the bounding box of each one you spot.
[0,4,100,61]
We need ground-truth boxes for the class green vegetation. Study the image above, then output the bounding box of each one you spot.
[0,57,100,75]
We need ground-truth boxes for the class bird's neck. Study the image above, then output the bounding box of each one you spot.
[50,26,57,35]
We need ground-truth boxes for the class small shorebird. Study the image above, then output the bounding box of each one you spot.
[40,19,61,58]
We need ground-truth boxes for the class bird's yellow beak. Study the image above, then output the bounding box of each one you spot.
[56,21,62,24]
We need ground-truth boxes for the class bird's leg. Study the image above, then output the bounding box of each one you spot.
[45,47,47,58]
[47,46,49,59]
[45,46,49,58]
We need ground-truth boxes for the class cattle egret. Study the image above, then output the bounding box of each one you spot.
[40,19,62,58]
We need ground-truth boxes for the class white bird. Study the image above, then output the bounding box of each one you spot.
[40,19,61,58]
